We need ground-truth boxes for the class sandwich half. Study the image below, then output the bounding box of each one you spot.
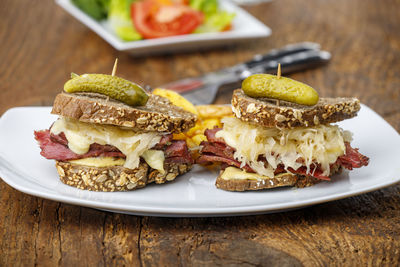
[35,92,197,191]
[198,89,369,191]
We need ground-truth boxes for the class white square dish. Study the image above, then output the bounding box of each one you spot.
[0,105,399,217]
[55,0,272,55]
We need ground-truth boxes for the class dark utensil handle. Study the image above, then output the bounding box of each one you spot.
[246,50,331,76]
[245,42,321,69]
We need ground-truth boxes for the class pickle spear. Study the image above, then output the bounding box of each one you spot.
[64,74,149,106]
[242,74,319,106]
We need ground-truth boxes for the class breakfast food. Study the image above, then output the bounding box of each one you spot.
[198,75,369,191]
[34,74,197,192]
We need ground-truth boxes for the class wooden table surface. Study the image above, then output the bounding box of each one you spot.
[1,0,400,266]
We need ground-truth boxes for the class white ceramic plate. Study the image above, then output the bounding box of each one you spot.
[55,0,271,55]
[0,106,399,217]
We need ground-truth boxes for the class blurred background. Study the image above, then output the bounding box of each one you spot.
[0,0,399,125]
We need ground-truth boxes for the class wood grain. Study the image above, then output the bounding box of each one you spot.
[1,0,400,266]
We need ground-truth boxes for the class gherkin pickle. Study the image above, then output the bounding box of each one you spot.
[242,74,319,106]
[64,74,149,106]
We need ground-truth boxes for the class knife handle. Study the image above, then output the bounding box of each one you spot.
[242,50,331,78]
[245,42,321,69]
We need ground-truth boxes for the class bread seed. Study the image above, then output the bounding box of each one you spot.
[127,182,137,190]
[81,174,89,185]
[313,115,320,125]
[246,103,257,113]
[136,117,147,124]
[275,114,287,122]
[122,121,134,127]
[166,173,176,181]
[97,174,107,183]
[57,166,65,177]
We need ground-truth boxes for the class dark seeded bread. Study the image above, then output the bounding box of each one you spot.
[56,160,192,192]
[232,89,360,128]
[51,92,197,133]
[215,165,342,192]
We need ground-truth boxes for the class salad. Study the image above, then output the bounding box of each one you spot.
[72,0,235,41]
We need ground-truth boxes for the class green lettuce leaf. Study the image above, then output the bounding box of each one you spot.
[108,0,142,41]
[190,0,235,33]
[72,0,110,20]
[189,0,218,16]
[194,11,235,33]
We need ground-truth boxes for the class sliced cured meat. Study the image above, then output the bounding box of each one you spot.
[35,130,193,164]
[50,132,68,146]
[165,140,186,157]
[35,130,81,160]
[159,134,173,145]
[287,166,331,181]
[200,141,235,159]
[153,134,173,149]
[165,140,193,164]
[165,154,193,164]
[199,129,369,181]
[338,143,369,170]
[204,128,225,143]
[34,130,125,160]
[197,154,254,172]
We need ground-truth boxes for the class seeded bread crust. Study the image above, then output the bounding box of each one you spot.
[56,160,192,192]
[215,165,342,191]
[51,92,197,133]
[232,89,360,128]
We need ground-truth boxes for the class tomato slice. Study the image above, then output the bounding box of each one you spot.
[131,0,204,39]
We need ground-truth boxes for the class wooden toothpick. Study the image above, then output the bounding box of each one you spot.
[277,63,281,79]
[276,63,281,106]
[111,58,118,76]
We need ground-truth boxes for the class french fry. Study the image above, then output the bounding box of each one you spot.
[186,122,203,137]
[185,138,197,149]
[172,133,187,140]
[152,90,232,150]
[185,108,231,148]
[196,105,233,119]
[201,119,222,131]
[191,134,208,146]
[153,88,199,115]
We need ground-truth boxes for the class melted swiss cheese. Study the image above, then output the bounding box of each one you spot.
[221,166,290,181]
[68,157,125,167]
[51,117,165,172]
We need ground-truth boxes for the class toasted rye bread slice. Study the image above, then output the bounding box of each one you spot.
[232,89,360,128]
[56,160,192,192]
[215,165,342,191]
[51,92,197,133]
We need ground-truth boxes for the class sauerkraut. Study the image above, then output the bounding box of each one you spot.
[215,117,353,177]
